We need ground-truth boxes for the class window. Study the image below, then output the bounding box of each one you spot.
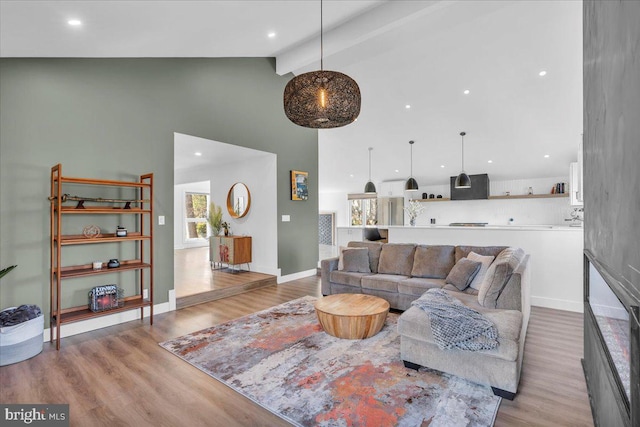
[350,198,377,226]
[184,192,209,241]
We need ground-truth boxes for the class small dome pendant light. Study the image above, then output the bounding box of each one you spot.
[405,140,419,192]
[455,131,471,188]
[364,147,377,194]
[283,0,361,128]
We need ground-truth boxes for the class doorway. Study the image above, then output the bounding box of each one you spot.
[173,132,279,307]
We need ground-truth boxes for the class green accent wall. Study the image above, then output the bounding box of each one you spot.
[0,58,319,323]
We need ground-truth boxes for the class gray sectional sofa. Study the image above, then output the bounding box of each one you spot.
[320,241,531,399]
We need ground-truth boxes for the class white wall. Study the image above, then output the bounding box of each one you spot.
[173,180,210,249]
[175,156,278,276]
[320,176,573,227]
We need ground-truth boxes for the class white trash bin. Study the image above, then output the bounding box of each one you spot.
[0,307,44,366]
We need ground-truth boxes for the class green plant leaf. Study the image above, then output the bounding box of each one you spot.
[0,265,17,280]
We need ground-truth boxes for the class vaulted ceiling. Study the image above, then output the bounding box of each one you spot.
[1,0,582,192]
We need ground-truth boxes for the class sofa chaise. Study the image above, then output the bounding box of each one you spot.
[320,241,530,399]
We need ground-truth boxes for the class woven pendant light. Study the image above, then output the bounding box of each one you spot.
[283,0,361,129]
[405,140,419,192]
[455,131,471,188]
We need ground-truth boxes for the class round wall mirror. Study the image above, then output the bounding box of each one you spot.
[227,182,251,218]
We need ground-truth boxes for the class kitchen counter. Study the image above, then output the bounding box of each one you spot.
[387,224,583,231]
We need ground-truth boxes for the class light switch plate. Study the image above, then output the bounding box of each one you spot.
[282,215,291,222]
[158,215,165,225]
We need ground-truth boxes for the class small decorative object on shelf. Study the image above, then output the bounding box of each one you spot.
[116,226,127,237]
[107,259,120,268]
[527,187,534,195]
[82,225,101,239]
[92,261,102,270]
[437,195,443,199]
[404,200,425,226]
[89,285,124,312]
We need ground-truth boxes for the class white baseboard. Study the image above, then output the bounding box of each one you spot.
[250,265,281,276]
[42,301,173,342]
[278,269,317,284]
[531,296,583,313]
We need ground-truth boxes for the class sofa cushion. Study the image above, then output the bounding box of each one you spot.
[377,244,416,276]
[348,241,383,273]
[338,248,371,273]
[329,270,370,288]
[446,258,481,291]
[361,274,408,293]
[478,247,525,308]
[444,284,479,296]
[455,246,507,263]
[399,277,446,296]
[467,252,496,290]
[411,245,455,279]
[398,304,521,362]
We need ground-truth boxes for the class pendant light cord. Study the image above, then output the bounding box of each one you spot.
[368,147,372,180]
[320,0,324,71]
[461,135,464,172]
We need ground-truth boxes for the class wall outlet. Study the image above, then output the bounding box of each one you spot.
[143,289,149,299]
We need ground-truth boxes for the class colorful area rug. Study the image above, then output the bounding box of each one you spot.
[160,296,500,426]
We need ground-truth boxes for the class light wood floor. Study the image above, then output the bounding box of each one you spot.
[174,247,277,308]
[0,278,593,427]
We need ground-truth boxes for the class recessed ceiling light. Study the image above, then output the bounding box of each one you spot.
[488,160,493,163]
[68,19,82,26]
[395,169,399,173]
[349,174,354,178]
[463,90,470,95]
[194,152,202,156]
[440,165,445,168]
[544,154,550,158]
[267,32,276,38]
[405,105,411,109]
[539,70,547,77]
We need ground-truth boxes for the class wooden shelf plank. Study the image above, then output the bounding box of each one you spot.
[55,176,150,188]
[59,232,150,245]
[58,260,151,279]
[54,298,152,324]
[488,194,569,200]
[413,194,569,202]
[59,207,151,214]
[412,198,451,202]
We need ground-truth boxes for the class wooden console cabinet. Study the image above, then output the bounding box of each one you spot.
[210,236,252,271]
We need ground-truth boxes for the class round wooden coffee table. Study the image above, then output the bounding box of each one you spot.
[314,294,390,339]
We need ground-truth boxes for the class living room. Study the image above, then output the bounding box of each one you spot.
[1,1,638,426]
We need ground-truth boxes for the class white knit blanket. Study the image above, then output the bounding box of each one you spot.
[411,289,499,351]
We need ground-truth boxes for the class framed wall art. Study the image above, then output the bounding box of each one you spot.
[290,170,308,201]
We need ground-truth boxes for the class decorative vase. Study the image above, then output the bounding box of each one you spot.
[224,228,229,236]
[410,218,416,226]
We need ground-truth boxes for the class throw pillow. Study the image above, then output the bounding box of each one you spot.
[341,248,371,273]
[338,247,371,273]
[467,252,496,290]
[445,258,482,291]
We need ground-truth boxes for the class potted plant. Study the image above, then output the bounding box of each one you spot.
[207,202,223,236]
[404,200,425,226]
